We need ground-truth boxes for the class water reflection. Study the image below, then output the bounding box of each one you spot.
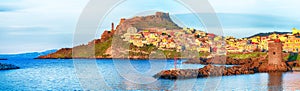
[1,59,300,90]
[268,72,283,91]
[119,78,173,90]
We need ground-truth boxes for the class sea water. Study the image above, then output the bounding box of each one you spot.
[0,59,299,90]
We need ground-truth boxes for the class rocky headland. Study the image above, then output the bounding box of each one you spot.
[37,12,182,59]
[0,63,19,70]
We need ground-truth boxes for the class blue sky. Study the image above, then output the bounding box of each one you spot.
[1,0,300,54]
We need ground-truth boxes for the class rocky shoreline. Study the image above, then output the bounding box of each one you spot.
[36,55,191,60]
[0,63,20,70]
[154,65,253,79]
[154,55,292,79]
[154,63,290,79]
[35,58,183,60]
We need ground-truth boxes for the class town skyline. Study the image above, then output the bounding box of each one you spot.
[37,12,300,59]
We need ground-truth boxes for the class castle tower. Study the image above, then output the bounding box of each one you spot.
[268,39,283,65]
[111,22,115,34]
[116,18,126,30]
[111,22,114,31]
[119,18,126,25]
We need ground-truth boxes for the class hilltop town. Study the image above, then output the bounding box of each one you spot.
[233,28,300,53]
[109,23,300,54]
[96,13,300,56]
[38,12,300,62]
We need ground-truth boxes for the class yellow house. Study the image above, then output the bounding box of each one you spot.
[283,35,300,52]
[250,36,260,43]
[162,38,167,43]
[214,36,222,41]
[292,28,300,35]
[149,34,157,39]
[259,40,268,50]
[278,35,287,42]
[269,33,278,40]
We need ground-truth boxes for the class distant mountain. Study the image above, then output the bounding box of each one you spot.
[0,49,57,59]
[246,32,291,38]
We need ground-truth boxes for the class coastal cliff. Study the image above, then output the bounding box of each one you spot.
[37,12,181,59]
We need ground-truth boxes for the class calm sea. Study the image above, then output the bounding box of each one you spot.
[0,58,299,90]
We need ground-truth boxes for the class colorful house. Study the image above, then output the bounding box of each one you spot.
[292,28,300,35]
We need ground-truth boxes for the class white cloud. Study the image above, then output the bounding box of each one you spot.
[209,0,300,17]
[1,0,300,53]
[0,0,89,53]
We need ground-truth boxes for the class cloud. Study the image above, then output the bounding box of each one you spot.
[1,0,300,53]
[209,0,300,17]
[0,0,89,53]
[0,26,52,35]
[216,13,300,29]
[0,33,73,54]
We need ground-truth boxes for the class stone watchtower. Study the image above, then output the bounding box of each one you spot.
[268,39,283,65]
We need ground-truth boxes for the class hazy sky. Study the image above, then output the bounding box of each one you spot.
[1,0,300,54]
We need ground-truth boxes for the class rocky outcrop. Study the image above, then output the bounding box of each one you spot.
[0,63,19,70]
[155,63,289,79]
[37,48,72,59]
[37,12,181,59]
[156,56,291,79]
[287,61,300,68]
[115,12,181,35]
[154,64,255,79]
[258,62,290,72]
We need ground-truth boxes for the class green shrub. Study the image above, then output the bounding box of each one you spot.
[228,52,267,59]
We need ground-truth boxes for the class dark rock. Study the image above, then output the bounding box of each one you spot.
[0,63,20,70]
[155,55,291,79]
